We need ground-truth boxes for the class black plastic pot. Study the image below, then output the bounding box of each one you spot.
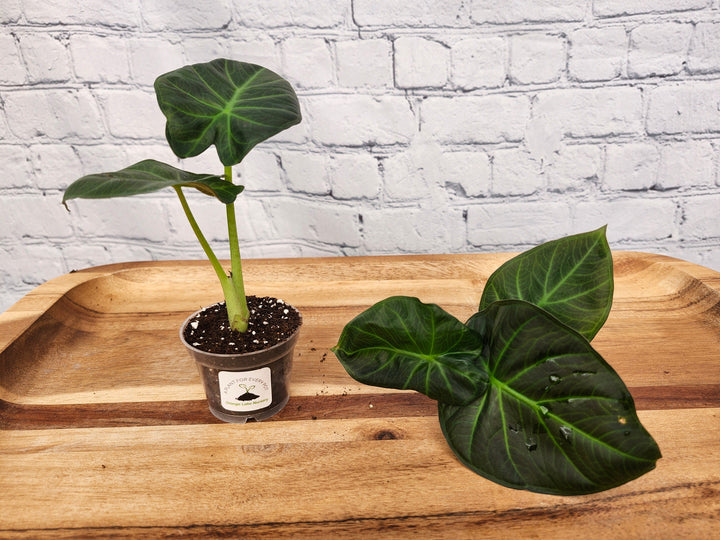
[180,306,301,423]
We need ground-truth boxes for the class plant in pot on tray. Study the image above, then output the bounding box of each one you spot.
[62,59,303,423]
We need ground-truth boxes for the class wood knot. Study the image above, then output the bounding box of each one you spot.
[373,429,401,440]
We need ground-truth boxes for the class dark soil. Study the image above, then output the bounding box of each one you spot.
[183,296,301,354]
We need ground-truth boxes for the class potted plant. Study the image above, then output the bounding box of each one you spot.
[62,59,303,423]
[332,227,662,495]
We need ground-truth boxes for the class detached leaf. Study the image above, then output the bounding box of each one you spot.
[155,59,302,166]
[332,296,488,405]
[479,227,613,340]
[62,159,244,205]
[439,300,660,495]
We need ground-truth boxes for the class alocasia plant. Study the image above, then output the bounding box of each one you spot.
[332,227,661,495]
[62,59,302,333]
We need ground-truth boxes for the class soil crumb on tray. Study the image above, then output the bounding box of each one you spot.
[184,296,301,354]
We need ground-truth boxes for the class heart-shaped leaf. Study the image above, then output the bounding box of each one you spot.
[439,300,661,495]
[332,296,488,405]
[479,227,613,340]
[62,159,244,205]
[155,59,302,166]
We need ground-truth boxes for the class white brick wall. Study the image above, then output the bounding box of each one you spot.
[2,1,720,312]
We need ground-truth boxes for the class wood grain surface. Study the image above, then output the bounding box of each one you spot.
[1,252,719,538]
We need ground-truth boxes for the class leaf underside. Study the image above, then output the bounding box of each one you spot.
[439,300,661,495]
[62,159,244,204]
[332,296,487,405]
[479,227,614,341]
[155,58,302,166]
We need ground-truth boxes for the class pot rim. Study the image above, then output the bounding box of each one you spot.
[179,300,303,359]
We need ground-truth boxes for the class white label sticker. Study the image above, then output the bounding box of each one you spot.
[218,367,272,412]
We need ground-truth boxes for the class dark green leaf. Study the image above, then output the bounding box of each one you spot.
[332,296,488,405]
[439,300,661,495]
[155,59,302,166]
[479,227,613,340]
[62,159,244,205]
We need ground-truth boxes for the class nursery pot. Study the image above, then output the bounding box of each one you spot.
[180,302,302,424]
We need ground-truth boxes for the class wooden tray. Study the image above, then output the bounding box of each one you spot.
[1,252,719,537]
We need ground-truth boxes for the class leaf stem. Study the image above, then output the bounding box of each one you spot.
[174,186,226,284]
[174,184,249,332]
[224,166,250,332]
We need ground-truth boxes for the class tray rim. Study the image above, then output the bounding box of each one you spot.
[2,250,719,357]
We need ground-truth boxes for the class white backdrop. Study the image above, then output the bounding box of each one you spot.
[2,0,720,312]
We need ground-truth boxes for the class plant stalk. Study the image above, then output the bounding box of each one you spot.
[174,185,249,333]
[224,166,250,332]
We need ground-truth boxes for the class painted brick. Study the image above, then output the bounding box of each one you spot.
[70,197,172,243]
[471,0,586,24]
[305,95,416,146]
[422,95,530,144]
[573,198,676,242]
[594,0,709,18]
[182,39,228,66]
[492,149,544,196]
[546,145,603,192]
[129,39,185,85]
[682,194,720,239]
[8,243,66,285]
[234,0,347,28]
[395,37,449,89]
[226,38,281,73]
[0,290,21,315]
[329,154,381,200]
[363,206,466,253]
[74,144,132,176]
[128,144,180,170]
[60,244,116,273]
[336,39,393,88]
[4,89,105,140]
[353,0,466,27]
[168,194,269,244]
[69,35,130,83]
[382,139,443,201]
[281,38,334,89]
[676,246,720,273]
[0,145,32,189]
[688,23,720,74]
[0,107,6,141]
[657,141,716,189]
[1,195,74,238]
[23,0,140,27]
[100,243,154,265]
[236,150,284,192]
[0,33,25,84]
[281,151,331,195]
[568,27,627,82]
[467,201,572,246]
[30,145,83,190]
[3,0,720,306]
[17,34,72,84]
[169,192,229,243]
[438,150,491,198]
[141,0,232,31]
[451,37,507,90]
[509,34,565,85]
[628,23,693,78]
[99,89,166,139]
[265,198,361,247]
[0,0,21,23]
[604,143,660,191]
[646,81,720,135]
[533,87,643,139]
